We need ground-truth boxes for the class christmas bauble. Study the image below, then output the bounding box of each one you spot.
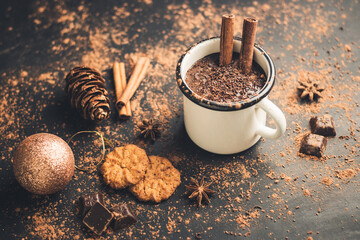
[13,133,74,195]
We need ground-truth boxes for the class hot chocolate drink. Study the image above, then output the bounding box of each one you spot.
[185,53,266,103]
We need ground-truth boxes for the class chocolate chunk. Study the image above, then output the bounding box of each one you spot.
[79,193,104,217]
[83,202,113,235]
[310,115,336,136]
[300,134,327,158]
[111,203,137,230]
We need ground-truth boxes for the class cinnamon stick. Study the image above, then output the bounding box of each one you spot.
[116,57,150,108]
[219,14,235,66]
[239,17,258,74]
[113,62,131,119]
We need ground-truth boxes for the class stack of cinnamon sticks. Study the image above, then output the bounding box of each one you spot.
[113,57,150,119]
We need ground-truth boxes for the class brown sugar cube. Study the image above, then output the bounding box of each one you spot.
[83,202,113,235]
[300,134,327,158]
[309,114,336,136]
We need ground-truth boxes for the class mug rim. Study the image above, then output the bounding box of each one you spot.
[176,36,276,111]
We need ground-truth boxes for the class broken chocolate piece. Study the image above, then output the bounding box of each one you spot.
[310,115,336,136]
[79,193,104,217]
[111,203,137,230]
[300,133,327,158]
[83,202,113,235]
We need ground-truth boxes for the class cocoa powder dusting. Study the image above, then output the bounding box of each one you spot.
[29,213,65,240]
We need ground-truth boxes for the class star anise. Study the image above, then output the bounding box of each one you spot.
[185,176,216,207]
[138,119,161,141]
[297,79,325,102]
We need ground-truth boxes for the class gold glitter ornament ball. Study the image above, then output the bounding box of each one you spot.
[13,133,75,195]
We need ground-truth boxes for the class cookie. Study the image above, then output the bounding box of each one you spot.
[100,144,149,189]
[129,156,181,203]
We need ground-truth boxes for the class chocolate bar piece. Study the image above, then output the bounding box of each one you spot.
[83,202,113,235]
[310,114,336,136]
[111,203,137,230]
[79,193,104,217]
[300,133,327,157]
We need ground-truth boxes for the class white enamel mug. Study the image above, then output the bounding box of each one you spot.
[176,37,286,154]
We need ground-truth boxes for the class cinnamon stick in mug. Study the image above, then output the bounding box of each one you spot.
[239,17,258,74]
[219,14,235,66]
[116,57,150,108]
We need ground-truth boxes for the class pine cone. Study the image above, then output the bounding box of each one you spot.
[65,66,111,122]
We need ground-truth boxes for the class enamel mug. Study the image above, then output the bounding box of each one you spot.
[176,37,286,154]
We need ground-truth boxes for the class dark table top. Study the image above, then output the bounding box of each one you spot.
[1,0,359,239]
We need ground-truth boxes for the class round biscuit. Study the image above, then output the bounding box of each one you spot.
[100,144,149,189]
[129,156,181,203]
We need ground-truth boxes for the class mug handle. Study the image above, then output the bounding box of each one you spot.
[255,98,286,139]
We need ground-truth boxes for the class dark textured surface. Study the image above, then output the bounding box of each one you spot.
[1,0,359,239]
